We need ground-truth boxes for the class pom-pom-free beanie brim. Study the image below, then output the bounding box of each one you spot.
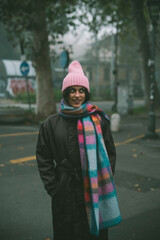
[62,61,90,92]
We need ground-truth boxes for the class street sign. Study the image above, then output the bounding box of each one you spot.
[60,50,69,68]
[20,61,31,110]
[20,61,30,76]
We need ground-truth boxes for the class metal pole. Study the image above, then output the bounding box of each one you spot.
[26,76,31,111]
[112,30,118,112]
[145,23,159,139]
[95,34,99,97]
[110,34,115,95]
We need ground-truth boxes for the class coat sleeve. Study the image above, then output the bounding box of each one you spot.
[36,122,57,197]
[101,117,116,175]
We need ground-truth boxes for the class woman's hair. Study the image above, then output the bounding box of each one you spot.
[63,87,90,104]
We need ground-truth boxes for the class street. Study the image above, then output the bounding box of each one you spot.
[0,125,52,240]
[0,115,160,240]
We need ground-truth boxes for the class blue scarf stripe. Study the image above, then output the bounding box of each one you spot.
[99,195,121,223]
[100,215,122,229]
[87,151,97,171]
[99,190,117,200]
[88,170,99,178]
[90,208,99,235]
[98,154,112,169]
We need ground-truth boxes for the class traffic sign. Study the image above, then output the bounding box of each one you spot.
[60,50,69,68]
[20,61,30,76]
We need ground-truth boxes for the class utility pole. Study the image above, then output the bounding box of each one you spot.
[145,0,160,139]
[95,34,100,98]
[112,27,119,112]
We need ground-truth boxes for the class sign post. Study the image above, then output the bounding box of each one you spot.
[20,61,31,110]
[60,50,69,68]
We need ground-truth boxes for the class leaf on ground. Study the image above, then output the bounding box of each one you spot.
[0,164,5,167]
[45,238,51,240]
[137,188,142,192]
[150,188,155,191]
[0,173,2,176]
[17,146,24,150]
[0,144,2,148]
[134,184,139,187]
[133,154,138,158]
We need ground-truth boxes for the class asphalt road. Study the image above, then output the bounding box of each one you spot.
[0,124,52,240]
[0,116,160,240]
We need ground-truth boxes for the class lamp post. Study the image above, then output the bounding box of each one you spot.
[112,31,118,112]
[112,23,119,112]
[145,0,160,139]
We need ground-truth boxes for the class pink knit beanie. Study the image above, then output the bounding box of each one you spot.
[62,61,90,92]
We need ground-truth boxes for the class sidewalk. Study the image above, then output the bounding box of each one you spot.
[109,115,160,240]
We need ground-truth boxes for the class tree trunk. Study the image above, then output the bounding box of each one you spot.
[131,0,160,108]
[31,0,56,119]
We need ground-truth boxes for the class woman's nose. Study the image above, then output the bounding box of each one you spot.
[75,91,80,97]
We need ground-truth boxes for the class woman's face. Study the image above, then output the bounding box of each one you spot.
[68,86,86,108]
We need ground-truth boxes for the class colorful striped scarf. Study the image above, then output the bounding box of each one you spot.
[60,100,121,236]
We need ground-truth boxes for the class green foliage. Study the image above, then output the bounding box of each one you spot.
[53,88,62,102]
[133,103,160,116]
[90,86,96,100]
[14,92,36,103]
[79,0,133,35]
[101,88,114,100]
[13,88,62,103]
[0,0,79,56]
[133,106,147,115]
[90,86,114,101]
[0,24,20,59]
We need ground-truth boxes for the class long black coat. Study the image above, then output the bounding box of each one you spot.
[36,113,116,240]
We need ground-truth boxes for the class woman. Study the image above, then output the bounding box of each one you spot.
[36,61,121,240]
